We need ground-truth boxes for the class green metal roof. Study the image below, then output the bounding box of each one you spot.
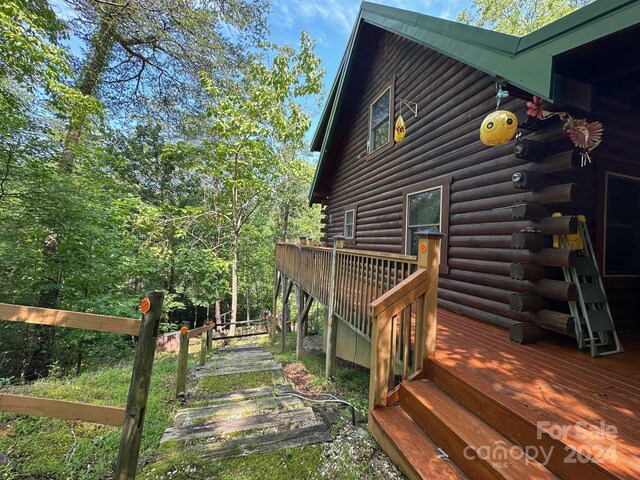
[310,0,640,204]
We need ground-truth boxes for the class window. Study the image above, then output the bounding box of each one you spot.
[344,209,355,239]
[605,173,640,275]
[369,87,391,154]
[405,187,442,255]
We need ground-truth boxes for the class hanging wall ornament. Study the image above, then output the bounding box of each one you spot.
[524,95,604,167]
[394,114,406,142]
[480,110,518,146]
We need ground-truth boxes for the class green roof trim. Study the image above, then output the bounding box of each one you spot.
[310,0,640,204]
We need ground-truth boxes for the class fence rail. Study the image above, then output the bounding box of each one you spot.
[275,242,417,339]
[0,303,141,336]
[0,293,164,480]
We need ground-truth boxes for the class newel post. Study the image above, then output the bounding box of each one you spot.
[325,235,344,378]
[414,231,444,372]
[115,291,164,480]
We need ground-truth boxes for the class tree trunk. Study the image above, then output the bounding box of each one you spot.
[231,232,238,336]
[62,14,116,169]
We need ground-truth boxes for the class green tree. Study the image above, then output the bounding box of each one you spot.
[457,0,592,35]
[201,31,323,334]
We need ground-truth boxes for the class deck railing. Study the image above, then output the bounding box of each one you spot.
[275,240,417,338]
[368,232,442,411]
[274,233,443,415]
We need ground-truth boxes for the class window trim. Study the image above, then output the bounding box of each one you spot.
[343,207,356,242]
[603,171,640,277]
[367,80,395,159]
[406,186,442,255]
[401,177,451,275]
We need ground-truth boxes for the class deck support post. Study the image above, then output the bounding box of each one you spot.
[325,235,344,378]
[271,270,281,345]
[281,276,292,353]
[415,231,443,371]
[295,286,304,360]
[114,291,164,480]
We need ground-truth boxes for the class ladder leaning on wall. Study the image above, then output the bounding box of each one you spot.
[559,219,623,357]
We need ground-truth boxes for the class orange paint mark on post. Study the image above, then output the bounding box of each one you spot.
[140,297,151,315]
[419,242,427,253]
[180,326,188,335]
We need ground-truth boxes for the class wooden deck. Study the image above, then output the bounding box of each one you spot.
[434,309,640,480]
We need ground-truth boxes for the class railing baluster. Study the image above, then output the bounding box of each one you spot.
[402,304,411,379]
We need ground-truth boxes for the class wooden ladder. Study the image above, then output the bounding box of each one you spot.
[560,219,623,357]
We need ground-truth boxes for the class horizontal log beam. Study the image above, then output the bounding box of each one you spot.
[0,394,125,426]
[509,293,552,312]
[512,170,558,191]
[509,322,553,344]
[0,303,140,336]
[511,263,561,281]
[512,202,550,220]
[509,322,552,345]
[513,139,557,161]
[449,247,577,267]
[530,150,582,173]
[438,300,520,330]
[532,310,576,337]
[511,232,553,250]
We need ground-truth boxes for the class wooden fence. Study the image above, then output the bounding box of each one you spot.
[174,316,269,398]
[275,240,417,339]
[368,232,442,411]
[274,232,443,415]
[0,293,164,480]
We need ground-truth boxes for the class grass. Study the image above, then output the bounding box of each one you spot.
[0,332,401,479]
[139,445,324,480]
[266,332,370,417]
[0,340,205,480]
[197,370,273,393]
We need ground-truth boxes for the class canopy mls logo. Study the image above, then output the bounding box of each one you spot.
[463,421,618,468]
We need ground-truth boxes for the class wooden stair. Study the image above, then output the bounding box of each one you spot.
[427,357,634,480]
[370,369,562,479]
[371,349,640,480]
[369,406,466,480]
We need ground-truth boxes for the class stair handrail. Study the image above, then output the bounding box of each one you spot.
[368,231,443,412]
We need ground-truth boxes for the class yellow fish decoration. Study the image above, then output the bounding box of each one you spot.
[394,115,406,142]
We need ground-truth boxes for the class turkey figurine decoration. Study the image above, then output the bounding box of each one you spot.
[480,110,518,146]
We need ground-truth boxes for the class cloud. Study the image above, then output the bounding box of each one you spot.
[272,0,360,34]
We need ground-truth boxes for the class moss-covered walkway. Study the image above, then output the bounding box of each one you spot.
[158,345,332,460]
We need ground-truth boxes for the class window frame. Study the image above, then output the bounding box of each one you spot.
[402,177,451,274]
[367,81,395,159]
[603,171,640,277]
[343,208,356,242]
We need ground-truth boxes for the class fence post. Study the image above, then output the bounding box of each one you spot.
[325,235,343,378]
[175,327,189,398]
[114,291,164,480]
[199,332,206,366]
[206,322,213,352]
[416,231,443,371]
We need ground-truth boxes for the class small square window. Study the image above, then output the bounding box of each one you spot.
[369,88,391,153]
[344,209,355,239]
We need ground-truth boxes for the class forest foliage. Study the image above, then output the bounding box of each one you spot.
[0,0,323,381]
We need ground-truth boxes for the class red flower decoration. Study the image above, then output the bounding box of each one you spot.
[526,95,544,119]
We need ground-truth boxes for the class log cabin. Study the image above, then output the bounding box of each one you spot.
[274,1,640,478]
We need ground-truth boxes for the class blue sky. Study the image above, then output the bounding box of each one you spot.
[50,0,469,140]
[267,0,469,139]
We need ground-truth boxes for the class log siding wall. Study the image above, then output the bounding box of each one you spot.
[323,31,640,328]
[318,29,604,330]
